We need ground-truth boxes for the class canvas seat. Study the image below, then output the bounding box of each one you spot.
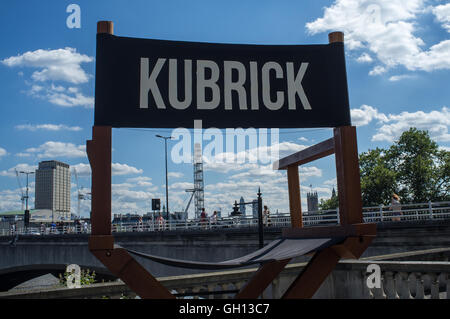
[125,236,345,270]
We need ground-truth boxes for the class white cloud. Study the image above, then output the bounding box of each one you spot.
[229,165,321,183]
[0,147,7,158]
[300,166,323,179]
[30,85,44,94]
[71,162,144,177]
[229,164,282,180]
[0,188,31,212]
[372,107,450,142]
[169,182,194,190]
[126,176,152,183]
[50,84,65,92]
[351,104,388,126]
[201,158,326,216]
[432,3,450,32]
[168,172,184,178]
[46,90,94,108]
[111,183,156,213]
[404,39,450,72]
[203,141,308,173]
[357,53,373,63]
[369,65,387,76]
[351,105,450,142]
[298,137,309,142]
[3,48,94,108]
[72,163,91,177]
[2,47,93,84]
[306,0,450,74]
[324,178,337,186]
[112,163,143,176]
[126,176,155,188]
[18,141,86,159]
[0,163,37,177]
[15,124,82,132]
[26,84,94,108]
[388,74,415,81]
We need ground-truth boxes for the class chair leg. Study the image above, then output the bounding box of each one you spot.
[91,247,175,299]
[282,248,340,299]
[235,259,290,299]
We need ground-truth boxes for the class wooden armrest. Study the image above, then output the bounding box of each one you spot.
[273,138,335,170]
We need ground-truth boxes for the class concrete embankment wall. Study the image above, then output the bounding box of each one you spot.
[1,220,449,281]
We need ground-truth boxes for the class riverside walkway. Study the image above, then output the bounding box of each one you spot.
[3,201,450,236]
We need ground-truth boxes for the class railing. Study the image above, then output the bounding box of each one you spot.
[364,261,450,299]
[2,201,450,237]
[362,201,450,223]
[0,224,91,237]
[2,256,449,299]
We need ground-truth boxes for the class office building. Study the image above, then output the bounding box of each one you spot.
[252,199,258,218]
[35,160,71,221]
[239,197,246,215]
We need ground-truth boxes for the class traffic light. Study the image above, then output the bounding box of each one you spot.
[152,199,161,211]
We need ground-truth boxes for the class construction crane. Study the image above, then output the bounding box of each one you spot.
[73,168,83,218]
[73,168,80,217]
[15,169,25,211]
[73,168,91,218]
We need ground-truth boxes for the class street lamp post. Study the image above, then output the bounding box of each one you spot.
[19,171,35,233]
[156,135,172,220]
[257,187,264,249]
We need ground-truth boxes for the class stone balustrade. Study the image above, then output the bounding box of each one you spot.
[311,260,450,299]
[1,257,449,299]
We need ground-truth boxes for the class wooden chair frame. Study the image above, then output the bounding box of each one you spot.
[87,21,376,299]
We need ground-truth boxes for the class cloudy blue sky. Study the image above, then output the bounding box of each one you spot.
[0,0,449,218]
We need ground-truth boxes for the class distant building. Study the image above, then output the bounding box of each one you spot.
[331,187,337,199]
[35,160,71,221]
[112,213,143,225]
[239,197,246,215]
[252,200,258,218]
[307,191,319,212]
[0,209,55,233]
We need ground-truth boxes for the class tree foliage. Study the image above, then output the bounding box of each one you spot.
[359,128,449,205]
[359,147,397,206]
[319,188,339,210]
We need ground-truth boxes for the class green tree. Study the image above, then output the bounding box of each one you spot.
[359,148,397,206]
[319,187,339,210]
[358,128,449,205]
[385,128,448,203]
[434,150,450,200]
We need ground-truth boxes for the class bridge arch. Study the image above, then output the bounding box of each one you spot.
[0,264,116,292]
